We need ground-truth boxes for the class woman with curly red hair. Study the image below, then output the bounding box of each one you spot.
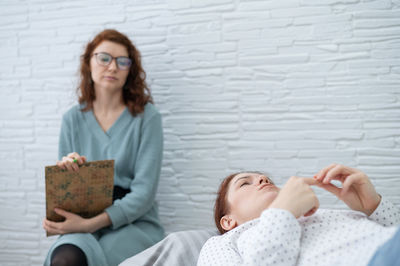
[43,29,164,266]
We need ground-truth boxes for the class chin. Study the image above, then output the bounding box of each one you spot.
[103,84,123,92]
[262,191,279,206]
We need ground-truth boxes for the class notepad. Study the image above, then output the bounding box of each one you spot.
[45,160,114,235]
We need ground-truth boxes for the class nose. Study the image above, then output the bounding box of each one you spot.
[108,58,118,71]
[258,175,269,184]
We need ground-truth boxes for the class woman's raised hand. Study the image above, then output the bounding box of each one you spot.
[314,164,381,216]
[269,176,320,218]
[56,152,87,172]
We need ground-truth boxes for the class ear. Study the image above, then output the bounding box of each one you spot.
[220,215,238,231]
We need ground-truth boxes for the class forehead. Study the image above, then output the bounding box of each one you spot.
[229,172,258,189]
[232,172,260,182]
[93,40,128,56]
[225,172,256,200]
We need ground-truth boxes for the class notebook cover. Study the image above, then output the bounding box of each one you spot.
[45,160,114,236]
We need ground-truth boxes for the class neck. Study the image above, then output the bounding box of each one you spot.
[93,86,125,114]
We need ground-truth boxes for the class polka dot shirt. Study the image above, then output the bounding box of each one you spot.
[197,198,399,266]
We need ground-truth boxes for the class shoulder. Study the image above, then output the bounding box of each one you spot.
[199,234,225,255]
[201,229,241,252]
[140,103,161,125]
[143,102,160,117]
[304,209,367,222]
[198,232,240,265]
[61,105,83,123]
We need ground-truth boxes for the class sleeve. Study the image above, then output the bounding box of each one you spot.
[198,209,302,266]
[105,112,163,229]
[58,114,74,160]
[237,209,301,266]
[369,197,400,227]
[197,236,243,266]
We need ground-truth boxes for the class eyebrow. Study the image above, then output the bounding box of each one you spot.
[96,51,129,57]
[233,175,251,185]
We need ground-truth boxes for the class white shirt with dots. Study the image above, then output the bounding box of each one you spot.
[197,198,400,266]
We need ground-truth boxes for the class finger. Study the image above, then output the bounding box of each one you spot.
[67,152,80,159]
[72,156,81,165]
[42,219,47,230]
[44,219,62,232]
[54,208,70,218]
[65,158,79,172]
[316,182,341,197]
[304,194,320,216]
[43,221,64,235]
[67,152,83,165]
[64,160,75,172]
[69,156,80,170]
[302,177,320,186]
[81,156,87,164]
[62,156,75,170]
[43,221,51,232]
[314,194,320,210]
[43,219,52,230]
[315,163,337,181]
[71,161,79,172]
[56,160,66,170]
[76,155,85,165]
[323,164,350,184]
[45,219,68,235]
[341,174,359,196]
[304,206,317,217]
[43,219,58,232]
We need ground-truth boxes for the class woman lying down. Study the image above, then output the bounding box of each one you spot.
[197,164,400,266]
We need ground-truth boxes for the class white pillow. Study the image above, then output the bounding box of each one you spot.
[119,229,218,266]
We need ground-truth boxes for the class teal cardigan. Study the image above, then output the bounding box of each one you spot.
[58,103,164,230]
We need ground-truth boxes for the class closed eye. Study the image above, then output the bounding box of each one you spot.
[240,182,249,187]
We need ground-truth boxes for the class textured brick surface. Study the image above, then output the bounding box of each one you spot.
[1,0,400,264]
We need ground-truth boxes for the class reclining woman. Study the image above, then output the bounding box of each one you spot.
[197,164,400,266]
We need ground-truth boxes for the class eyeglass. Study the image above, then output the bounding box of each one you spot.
[93,52,132,70]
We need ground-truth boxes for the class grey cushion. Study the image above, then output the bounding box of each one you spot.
[119,229,218,266]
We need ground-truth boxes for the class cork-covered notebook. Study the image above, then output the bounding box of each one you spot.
[45,160,114,235]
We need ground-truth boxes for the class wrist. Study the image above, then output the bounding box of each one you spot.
[269,201,297,217]
[87,212,112,233]
[83,218,93,233]
[366,194,381,216]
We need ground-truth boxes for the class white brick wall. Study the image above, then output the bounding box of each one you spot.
[1,0,400,264]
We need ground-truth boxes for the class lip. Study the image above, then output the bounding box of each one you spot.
[104,76,117,81]
[258,184,275,191]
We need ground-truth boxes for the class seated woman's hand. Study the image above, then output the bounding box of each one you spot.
[314,164,381,216]
[269,176,320,218]
[56,152,87,172]
[43,208,89,235]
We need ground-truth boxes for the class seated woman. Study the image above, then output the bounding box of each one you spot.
[43,29,164,266]
[197,164,400,266]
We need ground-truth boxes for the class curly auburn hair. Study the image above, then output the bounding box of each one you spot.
[214,171,273,234]
[78,29,152,116]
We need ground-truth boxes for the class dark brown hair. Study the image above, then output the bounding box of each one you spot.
[78,29,152,116]
[214,171,273,234]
